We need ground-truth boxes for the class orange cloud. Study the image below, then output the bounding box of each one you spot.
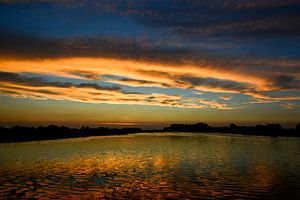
[0,57,267,90]
[281,103,298,110]
[0,77,230,109]
[0,57,299,104]
[219,96,231,100]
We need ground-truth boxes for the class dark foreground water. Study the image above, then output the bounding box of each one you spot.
[0,132,300,199]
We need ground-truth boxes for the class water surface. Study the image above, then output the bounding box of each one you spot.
[1,132,300,199]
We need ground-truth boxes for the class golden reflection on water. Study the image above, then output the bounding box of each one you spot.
[0,133,300,199]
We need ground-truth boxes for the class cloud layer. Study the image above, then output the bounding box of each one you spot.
[0,72,234,109]
[0,33,299,102]
[0,0,299,112]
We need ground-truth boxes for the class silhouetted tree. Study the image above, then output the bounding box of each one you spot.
[196,123,210,130]
[0,125,142,143]
[1,122,299,143]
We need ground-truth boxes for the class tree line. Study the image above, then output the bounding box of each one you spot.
[0,123,299,143]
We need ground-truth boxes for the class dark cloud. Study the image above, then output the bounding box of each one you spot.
[178,75,255,93]
[0,71,121,91]
[0,30,194,63]
[270,75,300,90]
[88,0,300,38]
[1,29,299,72]
[2,0,299,40]
[1,30,299,95]
[177,75,300,101]
[1,0,300,97]
[1,0,299,108]
[1,29,300,97]
[67,70,101,80]
[175,15,300,38]
[117,78,170,87]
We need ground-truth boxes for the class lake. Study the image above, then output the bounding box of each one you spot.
[1,132,300,199]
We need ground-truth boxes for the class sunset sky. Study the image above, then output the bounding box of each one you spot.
[0,0,299,128]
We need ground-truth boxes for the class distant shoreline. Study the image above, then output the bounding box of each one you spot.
[0,123,299,143]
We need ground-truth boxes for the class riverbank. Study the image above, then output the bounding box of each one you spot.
[0,123,299,143]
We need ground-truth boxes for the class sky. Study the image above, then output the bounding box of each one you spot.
[0,0,299,128]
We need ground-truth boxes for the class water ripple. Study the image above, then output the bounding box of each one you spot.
[1,133,300,199]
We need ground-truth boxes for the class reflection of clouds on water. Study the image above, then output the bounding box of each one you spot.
[0,133,300,199]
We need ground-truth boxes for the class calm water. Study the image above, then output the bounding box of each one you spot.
[1,132,300,199]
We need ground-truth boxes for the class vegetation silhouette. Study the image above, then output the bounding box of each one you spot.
[163,123,299,137]
[0,123,299,143]
[0,125,142,143]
